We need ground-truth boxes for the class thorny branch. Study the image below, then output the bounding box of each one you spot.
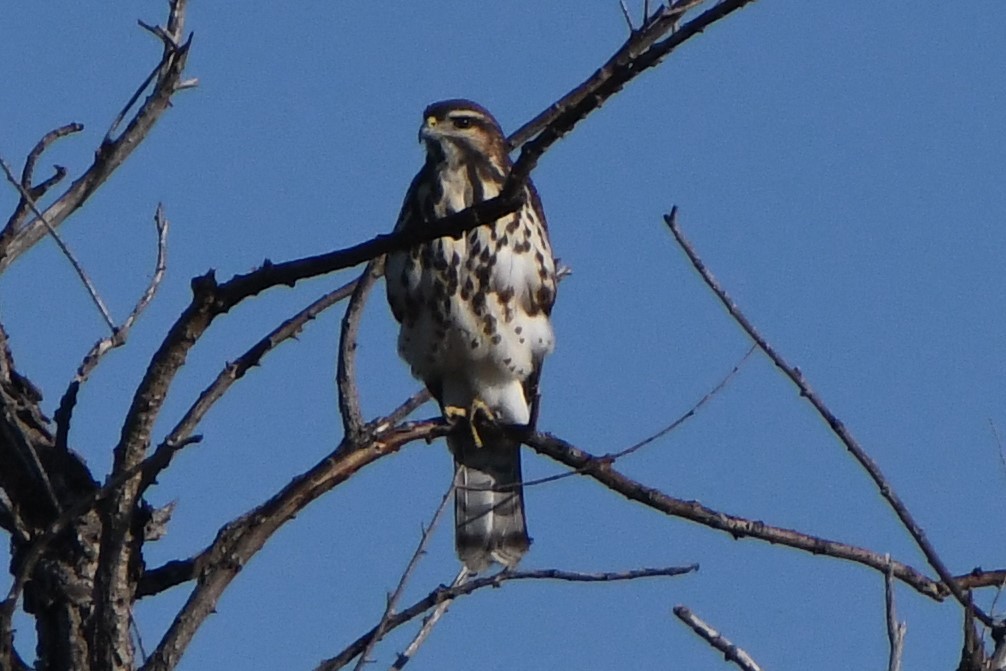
[319,565,699,671]
[673,606,763,671]
[663,206,992,627]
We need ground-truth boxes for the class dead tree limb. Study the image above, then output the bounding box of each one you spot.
[663,206,991,626]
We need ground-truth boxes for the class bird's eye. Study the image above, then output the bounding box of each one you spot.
[452,116,474,129]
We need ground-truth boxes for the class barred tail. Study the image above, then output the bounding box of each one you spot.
[450,431,529,573]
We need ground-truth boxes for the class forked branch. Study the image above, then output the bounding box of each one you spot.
[320,565,699,671]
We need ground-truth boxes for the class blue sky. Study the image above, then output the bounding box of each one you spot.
[3,1,1005,668]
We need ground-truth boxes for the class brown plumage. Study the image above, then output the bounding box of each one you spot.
[386,100,557,572]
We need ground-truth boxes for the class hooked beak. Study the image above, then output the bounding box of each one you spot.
[418,115,439,143]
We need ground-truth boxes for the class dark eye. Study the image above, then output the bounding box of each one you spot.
[452,116,474,129]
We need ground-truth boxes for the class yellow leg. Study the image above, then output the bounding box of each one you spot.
[443,400,495,448]
[443,405,468,425]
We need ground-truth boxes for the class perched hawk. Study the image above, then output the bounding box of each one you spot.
[385,100,557,572]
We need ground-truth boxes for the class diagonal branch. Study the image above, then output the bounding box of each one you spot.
[1,122,83,245]
[139,279,359,495]
[389,566,470,671]
[507,0,756,149]
[0,157,116,330]
[54,205,169,452]
[663,206,991,626]
[136,389,433,600]
[319,564,699,671]
[0,2,192,274]
[140,411,450,671]
[525,431,947,600]
[673,605,763,671]
[353,480,455,671]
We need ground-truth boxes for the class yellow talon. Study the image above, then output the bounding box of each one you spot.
[443,400,495,448]
[469,399,497,448]
[443,405,468,424]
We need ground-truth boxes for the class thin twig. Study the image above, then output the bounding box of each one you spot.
[518,345,754,490]
[140,278,359,494]
[54,205,169,452]
[338,260,382,441]
[390,566,470,670]
[619,0,636,32]
[507,0,756,149]
[989,419,1006,480]
[104,57,162,142]
[136,392,437,601]
[319,565,698,671]
[663,207,991,626]
[673,605,763,671]
[353,480,456,671]
[139,416,451,671]
[1,122,82,241]
[0,157,115,330]
[885,555,906,671]
[363,389,432,437]
[0,13,191,273]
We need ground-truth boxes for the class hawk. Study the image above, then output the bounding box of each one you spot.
[385,100,557,572]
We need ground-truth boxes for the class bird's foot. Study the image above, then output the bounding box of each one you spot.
[443,405,468,426]
[468,399,497,448]
[443,401,496,448]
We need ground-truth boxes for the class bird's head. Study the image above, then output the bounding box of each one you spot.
[419,99,508,165]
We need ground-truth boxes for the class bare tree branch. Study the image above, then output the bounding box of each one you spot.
[54,204,169,452]
[139,279,359,495]
[0,2,192,274]
[508,0,757,149]
[353,480,455,671]
[320,565,698,671]
[140,412,450,671]
[519,345,754,490]
[525,430,947,599]
[0,122,83,244]
[388,566,470,671]
[338,260,382,441]
[663,206,991,626]
[0,156,116,330]
[673,605,763,671]
[136,388,435,601]
[390,563,472,667]
[885,556,906,671]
